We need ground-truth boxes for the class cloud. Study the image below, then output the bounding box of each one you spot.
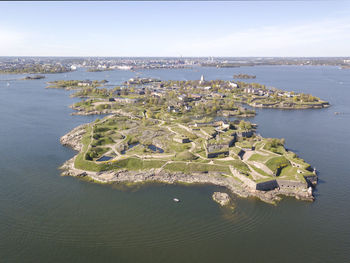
[173,18,350,56]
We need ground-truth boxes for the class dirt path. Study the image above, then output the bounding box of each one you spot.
[242,150,255,161]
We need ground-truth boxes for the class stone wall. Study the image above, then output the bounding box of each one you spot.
[207,150,229,158]
[276,179,307,189]
[207,144,228,153]
[256,180,278,191]
[173,136,190,144]
[230,167,257,189]
[255,179,308,191]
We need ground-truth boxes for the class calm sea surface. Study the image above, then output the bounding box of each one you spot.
[0,66,349,262]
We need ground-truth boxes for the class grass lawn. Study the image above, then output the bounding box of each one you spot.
[248,153,272,163]
[231,160,251,174]
[231,146,242,155]
[236,140,253,149]
[171,126,197,140]
[92,137,114,146]
[265,156,291,173]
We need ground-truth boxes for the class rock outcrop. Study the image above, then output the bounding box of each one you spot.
[60,124,87,151]
[212,192,231,206]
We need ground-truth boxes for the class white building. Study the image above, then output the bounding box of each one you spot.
[228,82,238,88]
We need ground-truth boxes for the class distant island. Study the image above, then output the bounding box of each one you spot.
[46,79,108,90]
[1,57,350,74]
[22,75,45,80]
[0,64,71,74]
[50,75,328,204]
[87,68,113,72]
[234,74,256,79]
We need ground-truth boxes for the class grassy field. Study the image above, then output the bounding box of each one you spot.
[171,126,197,140]
[265,156,291,174]
[248,153,272,163]
[236,140,253,149]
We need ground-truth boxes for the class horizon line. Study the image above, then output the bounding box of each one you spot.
[1,56,350,58]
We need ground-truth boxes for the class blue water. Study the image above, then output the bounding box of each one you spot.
[148,144,164,153]
[0,66,349,262]
[96,156,113,162]
[121,142,140,154]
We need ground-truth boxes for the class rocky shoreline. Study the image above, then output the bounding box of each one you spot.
[248,101,330,109]
[59,125,315,204]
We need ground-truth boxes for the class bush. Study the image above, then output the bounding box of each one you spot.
[264,138,285,154]
[85,147,109,160]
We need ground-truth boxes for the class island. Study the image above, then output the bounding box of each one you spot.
[22,75,45,80]
[87,68,114,72]
[46,79,108,90]
[233,74,256,79]
[53,76,327,204]
[67,77,329,116]
[0,64,71,74]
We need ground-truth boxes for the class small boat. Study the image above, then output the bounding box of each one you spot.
[173,198,180,202]
[6,82,10,86]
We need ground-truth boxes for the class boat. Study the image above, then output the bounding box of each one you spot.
[6,82,10,86]
[173,198,180,202]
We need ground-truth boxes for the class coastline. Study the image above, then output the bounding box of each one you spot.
[248,102,330,109]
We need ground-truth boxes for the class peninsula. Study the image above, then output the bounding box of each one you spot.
[56,76,327,204]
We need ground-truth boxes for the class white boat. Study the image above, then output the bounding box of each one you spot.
[6,82,10,86]
[173,198,180,202]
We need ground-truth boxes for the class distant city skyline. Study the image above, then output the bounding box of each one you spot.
[0,1,350,57]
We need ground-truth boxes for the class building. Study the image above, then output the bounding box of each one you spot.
[173,135,190,144]
[78,80,92,87]
[228,82,238,88]
[199,75,205,84]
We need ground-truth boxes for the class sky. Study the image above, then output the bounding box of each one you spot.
[0,1,350,57]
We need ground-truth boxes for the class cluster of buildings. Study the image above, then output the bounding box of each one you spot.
[244,87,296,98]
[125,77,161,85]
[67,58,203,71]
[173,120,255,158]
[77,80,93,87]
[243,87,272,97]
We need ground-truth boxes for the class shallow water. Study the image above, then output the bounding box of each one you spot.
[0,66,349,262]
[96,156,113,162]
[148,144,164,153]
